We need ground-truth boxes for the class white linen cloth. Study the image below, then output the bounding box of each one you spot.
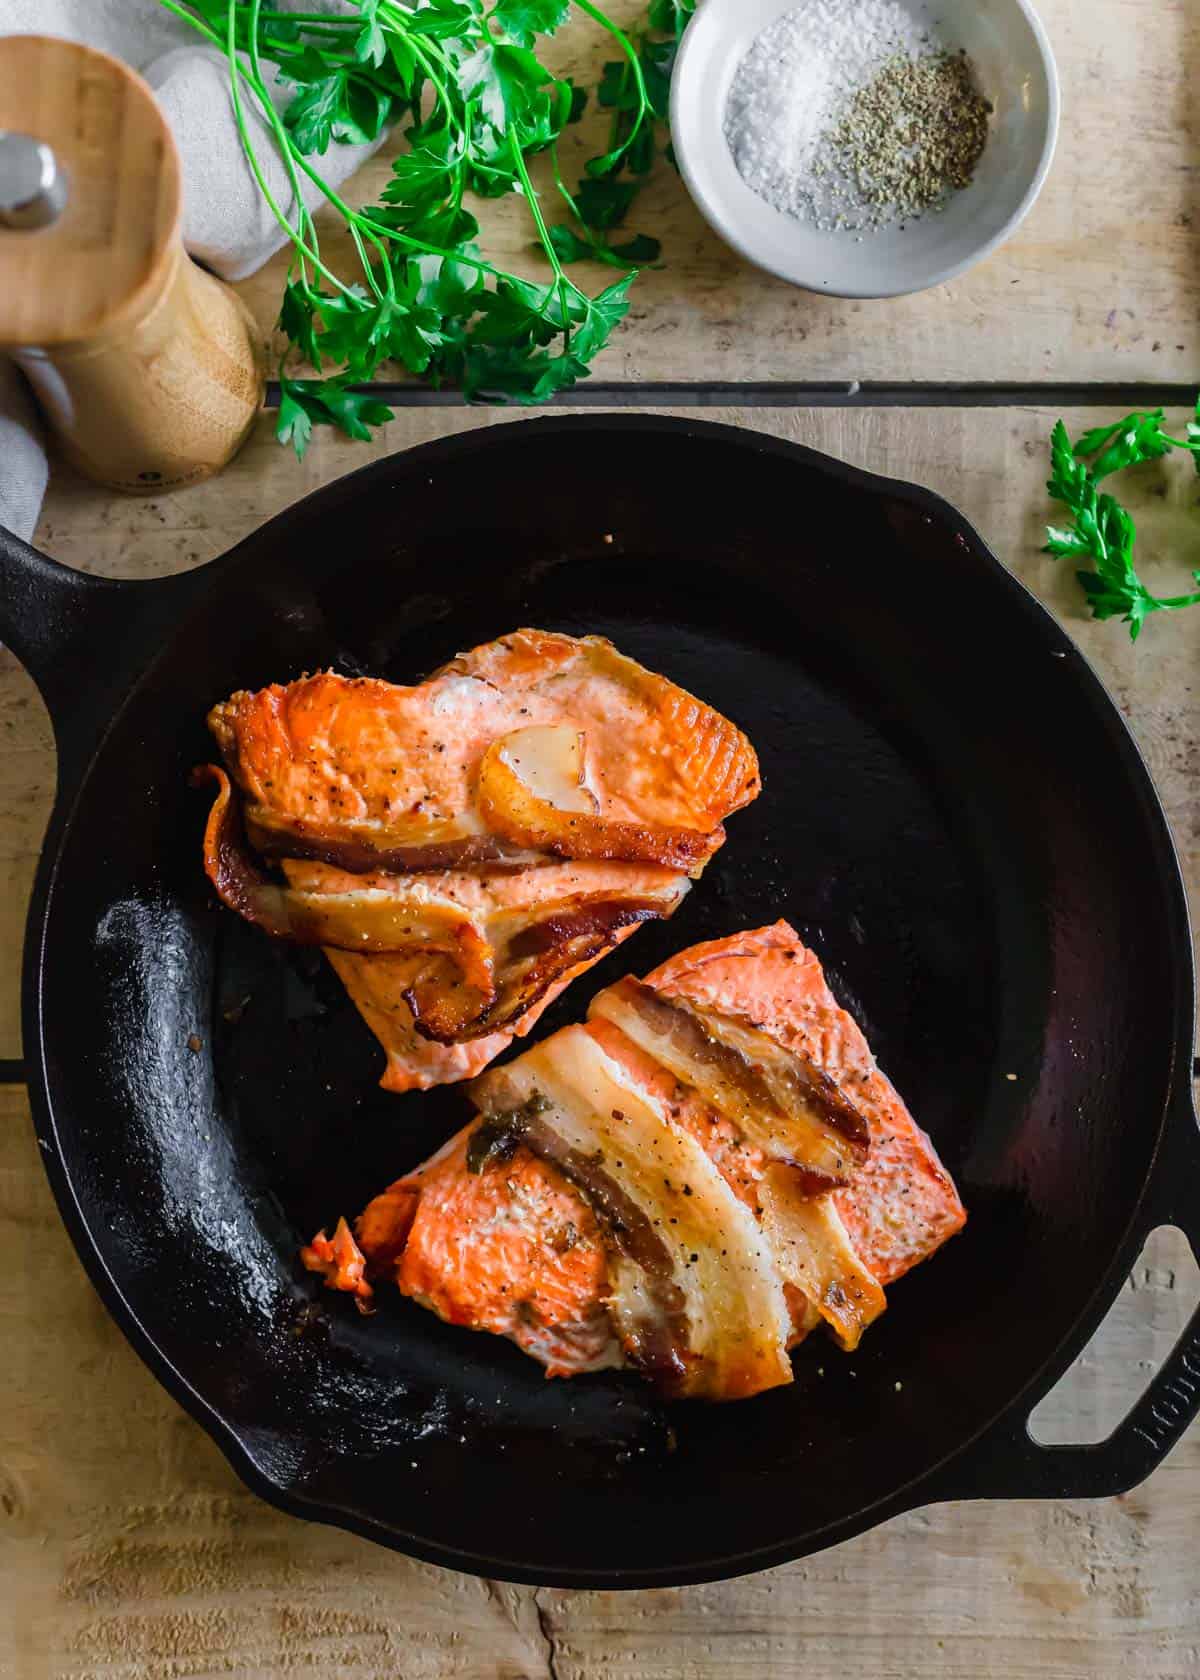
[0,1,384,539]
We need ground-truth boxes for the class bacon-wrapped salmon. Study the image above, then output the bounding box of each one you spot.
[198,631,760,1090]
[303,924,966,1401]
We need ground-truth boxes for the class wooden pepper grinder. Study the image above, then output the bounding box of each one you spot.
[0,35,265,494]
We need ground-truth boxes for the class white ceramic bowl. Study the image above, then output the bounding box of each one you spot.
[670,0,1060,298]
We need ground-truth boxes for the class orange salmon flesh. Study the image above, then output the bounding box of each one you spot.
[303,924,966,1398]
[205,632,760,1092]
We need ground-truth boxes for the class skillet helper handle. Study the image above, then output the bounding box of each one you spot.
[0,523,205,785]
[934,1075,1200,1504]
[0,36,264,493]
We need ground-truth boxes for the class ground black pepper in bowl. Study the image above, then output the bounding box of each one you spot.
[828,48,993,227]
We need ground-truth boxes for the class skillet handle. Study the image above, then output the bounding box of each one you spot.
[0,522,206,785]
[927,1074,1200,1505]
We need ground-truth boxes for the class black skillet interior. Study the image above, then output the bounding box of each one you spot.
[20,417,1197,1586]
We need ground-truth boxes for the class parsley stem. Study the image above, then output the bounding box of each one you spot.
[244,0,320,259]
[239,38,360,65]
[284,150,506,282]
[164,1,484,284]
[573,0,653,160]
[606,58,632,156]
[399,33,464,131]
[350,226,387,302]
[549,142,582,218]
[221,3,342,291]
[157,0,354,297]
[508,132,580,350]
[509,133,567,286]
[232,5,356,24]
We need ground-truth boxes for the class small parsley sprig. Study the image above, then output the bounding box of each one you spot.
[1045,401,1200,640]
[159,0,671,450]
[547,0,696,269]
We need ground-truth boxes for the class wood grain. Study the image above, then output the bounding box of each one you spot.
[1,1073,1196,1677]
[228,0,1200,385]
[0,37,264,493]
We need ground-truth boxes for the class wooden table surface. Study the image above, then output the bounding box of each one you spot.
[3,1,1200,1673]
[234,0,1200,389]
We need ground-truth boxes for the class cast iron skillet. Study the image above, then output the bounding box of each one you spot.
[2,416,1198,1588]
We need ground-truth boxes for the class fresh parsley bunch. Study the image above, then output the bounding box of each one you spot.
[160,0,668,451]
[1045,401,1200,639]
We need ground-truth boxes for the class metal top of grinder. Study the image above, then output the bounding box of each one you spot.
[0,132,67,229]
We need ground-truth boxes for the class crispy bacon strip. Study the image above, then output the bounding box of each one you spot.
[406,893,678,1044]
[305,924,964,1394]
[201,766,684,1040]
[758,1165,886,1351]
[471,1027,794,1401]
[195,766,494,989]
[589,978,870,1188]
[245,805,542,876]
[204,758,688,1054]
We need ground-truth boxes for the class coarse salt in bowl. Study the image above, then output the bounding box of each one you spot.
[670,0,1060,298]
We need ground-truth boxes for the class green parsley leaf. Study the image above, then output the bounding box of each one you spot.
[386,30,419,89]
[568,273,634,360]
[284,72,346,154]
[474,277,563,347]
[574,175,640,227]
[276,381,314,459]
[413,251,486,317]
[544,225,660,267]
[461,343,591,403]
[638,36,678,115]
[336,75,394,145]
[1044,409,1200,639]
[492,0,571,49]
[457,43,547,132]
[277,377,395,456]
[382,143,461,208]
[545,225,593,264]
[648,0,696,33]
[610,232,661,262]
[1076,410,1172,483]
[354,0,387,67]
[405,0,481,39]
[597,60,639,111]
[283,67,393,153]
[367,298,445,374]
[1043,525,1091,560]
[278,282,323,368]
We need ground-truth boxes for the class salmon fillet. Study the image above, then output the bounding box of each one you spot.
[371,1134,621,1378]
[208,631,758,855]
[200,632,759,1090]
[642,923,967,1285]
[284,857,686,1091]
[303,924,966,1400]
